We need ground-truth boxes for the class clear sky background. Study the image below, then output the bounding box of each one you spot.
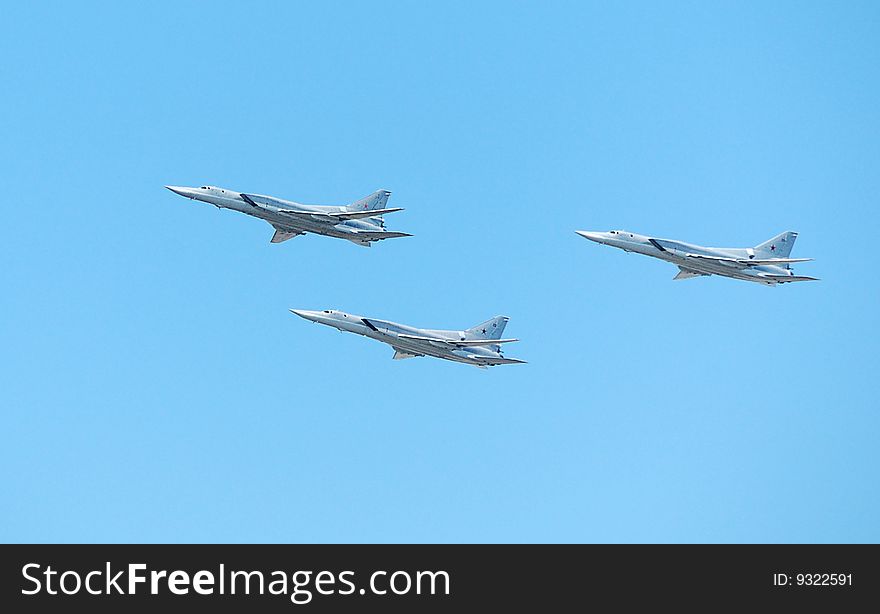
[1,2,878,543]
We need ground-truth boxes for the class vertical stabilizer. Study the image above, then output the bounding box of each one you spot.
[464,316,510,354]
[347,189,391,211]
[464,316,510,353]
[755,231,798,258]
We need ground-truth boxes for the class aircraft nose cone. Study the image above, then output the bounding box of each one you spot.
[290,309,320,321]
[576,230,603,242]
[165,185,191,197]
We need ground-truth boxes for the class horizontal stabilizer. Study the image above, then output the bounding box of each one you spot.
[392,348,419,360]
[480,357,527,365]
[347,231,412,242]
[764,275,820,283]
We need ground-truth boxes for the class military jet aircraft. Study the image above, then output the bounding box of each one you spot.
[290,309,526,368]
[165,185,410,247]
[576,229,817,285]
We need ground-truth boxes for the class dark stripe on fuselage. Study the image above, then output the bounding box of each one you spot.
[648,238,667,252]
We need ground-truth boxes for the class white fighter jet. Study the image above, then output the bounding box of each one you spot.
[166,185,410,247]
[577,230,817,285]
[291,310,526,368]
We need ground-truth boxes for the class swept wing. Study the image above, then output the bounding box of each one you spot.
[396,334,519,347]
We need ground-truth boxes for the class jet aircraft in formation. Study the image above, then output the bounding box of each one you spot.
[576,230,816,286]
[165,185,410,247]
[166,183,818,368]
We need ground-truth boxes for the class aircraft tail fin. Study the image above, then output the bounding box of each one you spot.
[755,231,798,258]
[465,316,509,341]
[347,189,391,212]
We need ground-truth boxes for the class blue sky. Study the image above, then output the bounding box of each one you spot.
[1,1,878,543]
